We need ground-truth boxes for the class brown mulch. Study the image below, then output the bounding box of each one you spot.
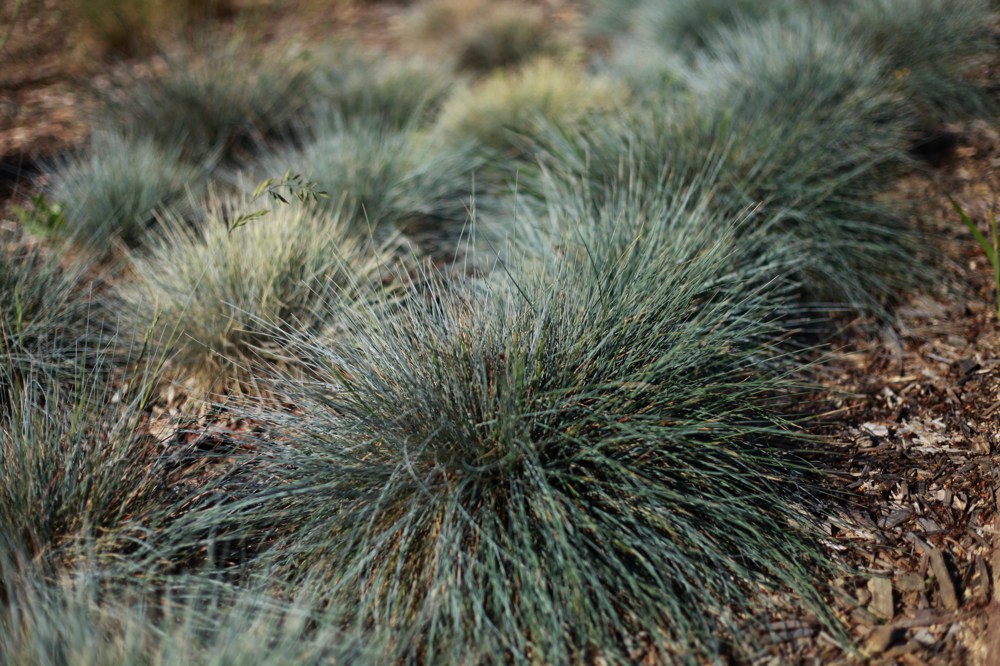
[761,125,1000,665]
[1,1,998,664]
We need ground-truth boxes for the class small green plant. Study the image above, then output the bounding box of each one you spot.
[951,197,1000,318]
[227,171,329,234]
[12,195,66,237]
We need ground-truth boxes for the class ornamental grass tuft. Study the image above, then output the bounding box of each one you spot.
[99,41,314,163]
[258,123,484,258]
[434,58,620,161]
[0,557,373,666]
[310,51,453,131]
[44,132,202,254]
[833,0,997,123]
[121,196,394,393]
[0,355,168,570]
[404,0,564,74]
[0,233,110,399]
[193,185,838,663]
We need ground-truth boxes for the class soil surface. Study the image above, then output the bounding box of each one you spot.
[1,1,997,663]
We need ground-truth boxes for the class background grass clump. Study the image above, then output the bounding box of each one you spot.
[121,197,392,393]
[258,122,485,259]
[71,0,236,56]
[679,15,925,307]
[310,50,453,131]
[435,58,621,162]
[99,40,315,164]
[404,0,566,74]
[531,15,927,311]
[633,0,799,53]
[44,132,202,254]
[833,0,997,124]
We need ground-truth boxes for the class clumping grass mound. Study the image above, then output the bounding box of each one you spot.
[583,0,646,38]
[404,0,564,74]
[258,123,484,257]
[121,198,393,393]
[45,132,201,254]
[73,0,236,56]
[534,15,927,310]
[201,187,837,663]
[100,41,314,163]
[0,235,109,396]
[310,51,453,130]
[681,15,926,307]
[0,557,374,665]
[633,0,799,53]
[435,58,621,160]
[0,357,168,568]
[834,0,996,123]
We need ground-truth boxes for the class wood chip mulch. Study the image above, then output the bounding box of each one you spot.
[756,123,1000,666]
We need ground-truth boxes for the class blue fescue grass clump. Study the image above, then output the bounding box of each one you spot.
[0,234,111,397]
[632,0,799,52]
[192,185,838,663]
[258,122,484,257]
[403,0,565,74]
[44,132,202,254]
[0,347,175,574]
[120,196,394,393]
[833,0,997,123]
[532,15,929,310]
[433,58,620,161]
[0,372,155,567]
[680,15,928,306]
[0,555,375,665]
[99,40,315,163]
[309,50,453,131]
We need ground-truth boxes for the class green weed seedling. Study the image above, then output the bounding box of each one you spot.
[227,171,329,234]
[13,194,66,238]
[950,196,1000,318]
